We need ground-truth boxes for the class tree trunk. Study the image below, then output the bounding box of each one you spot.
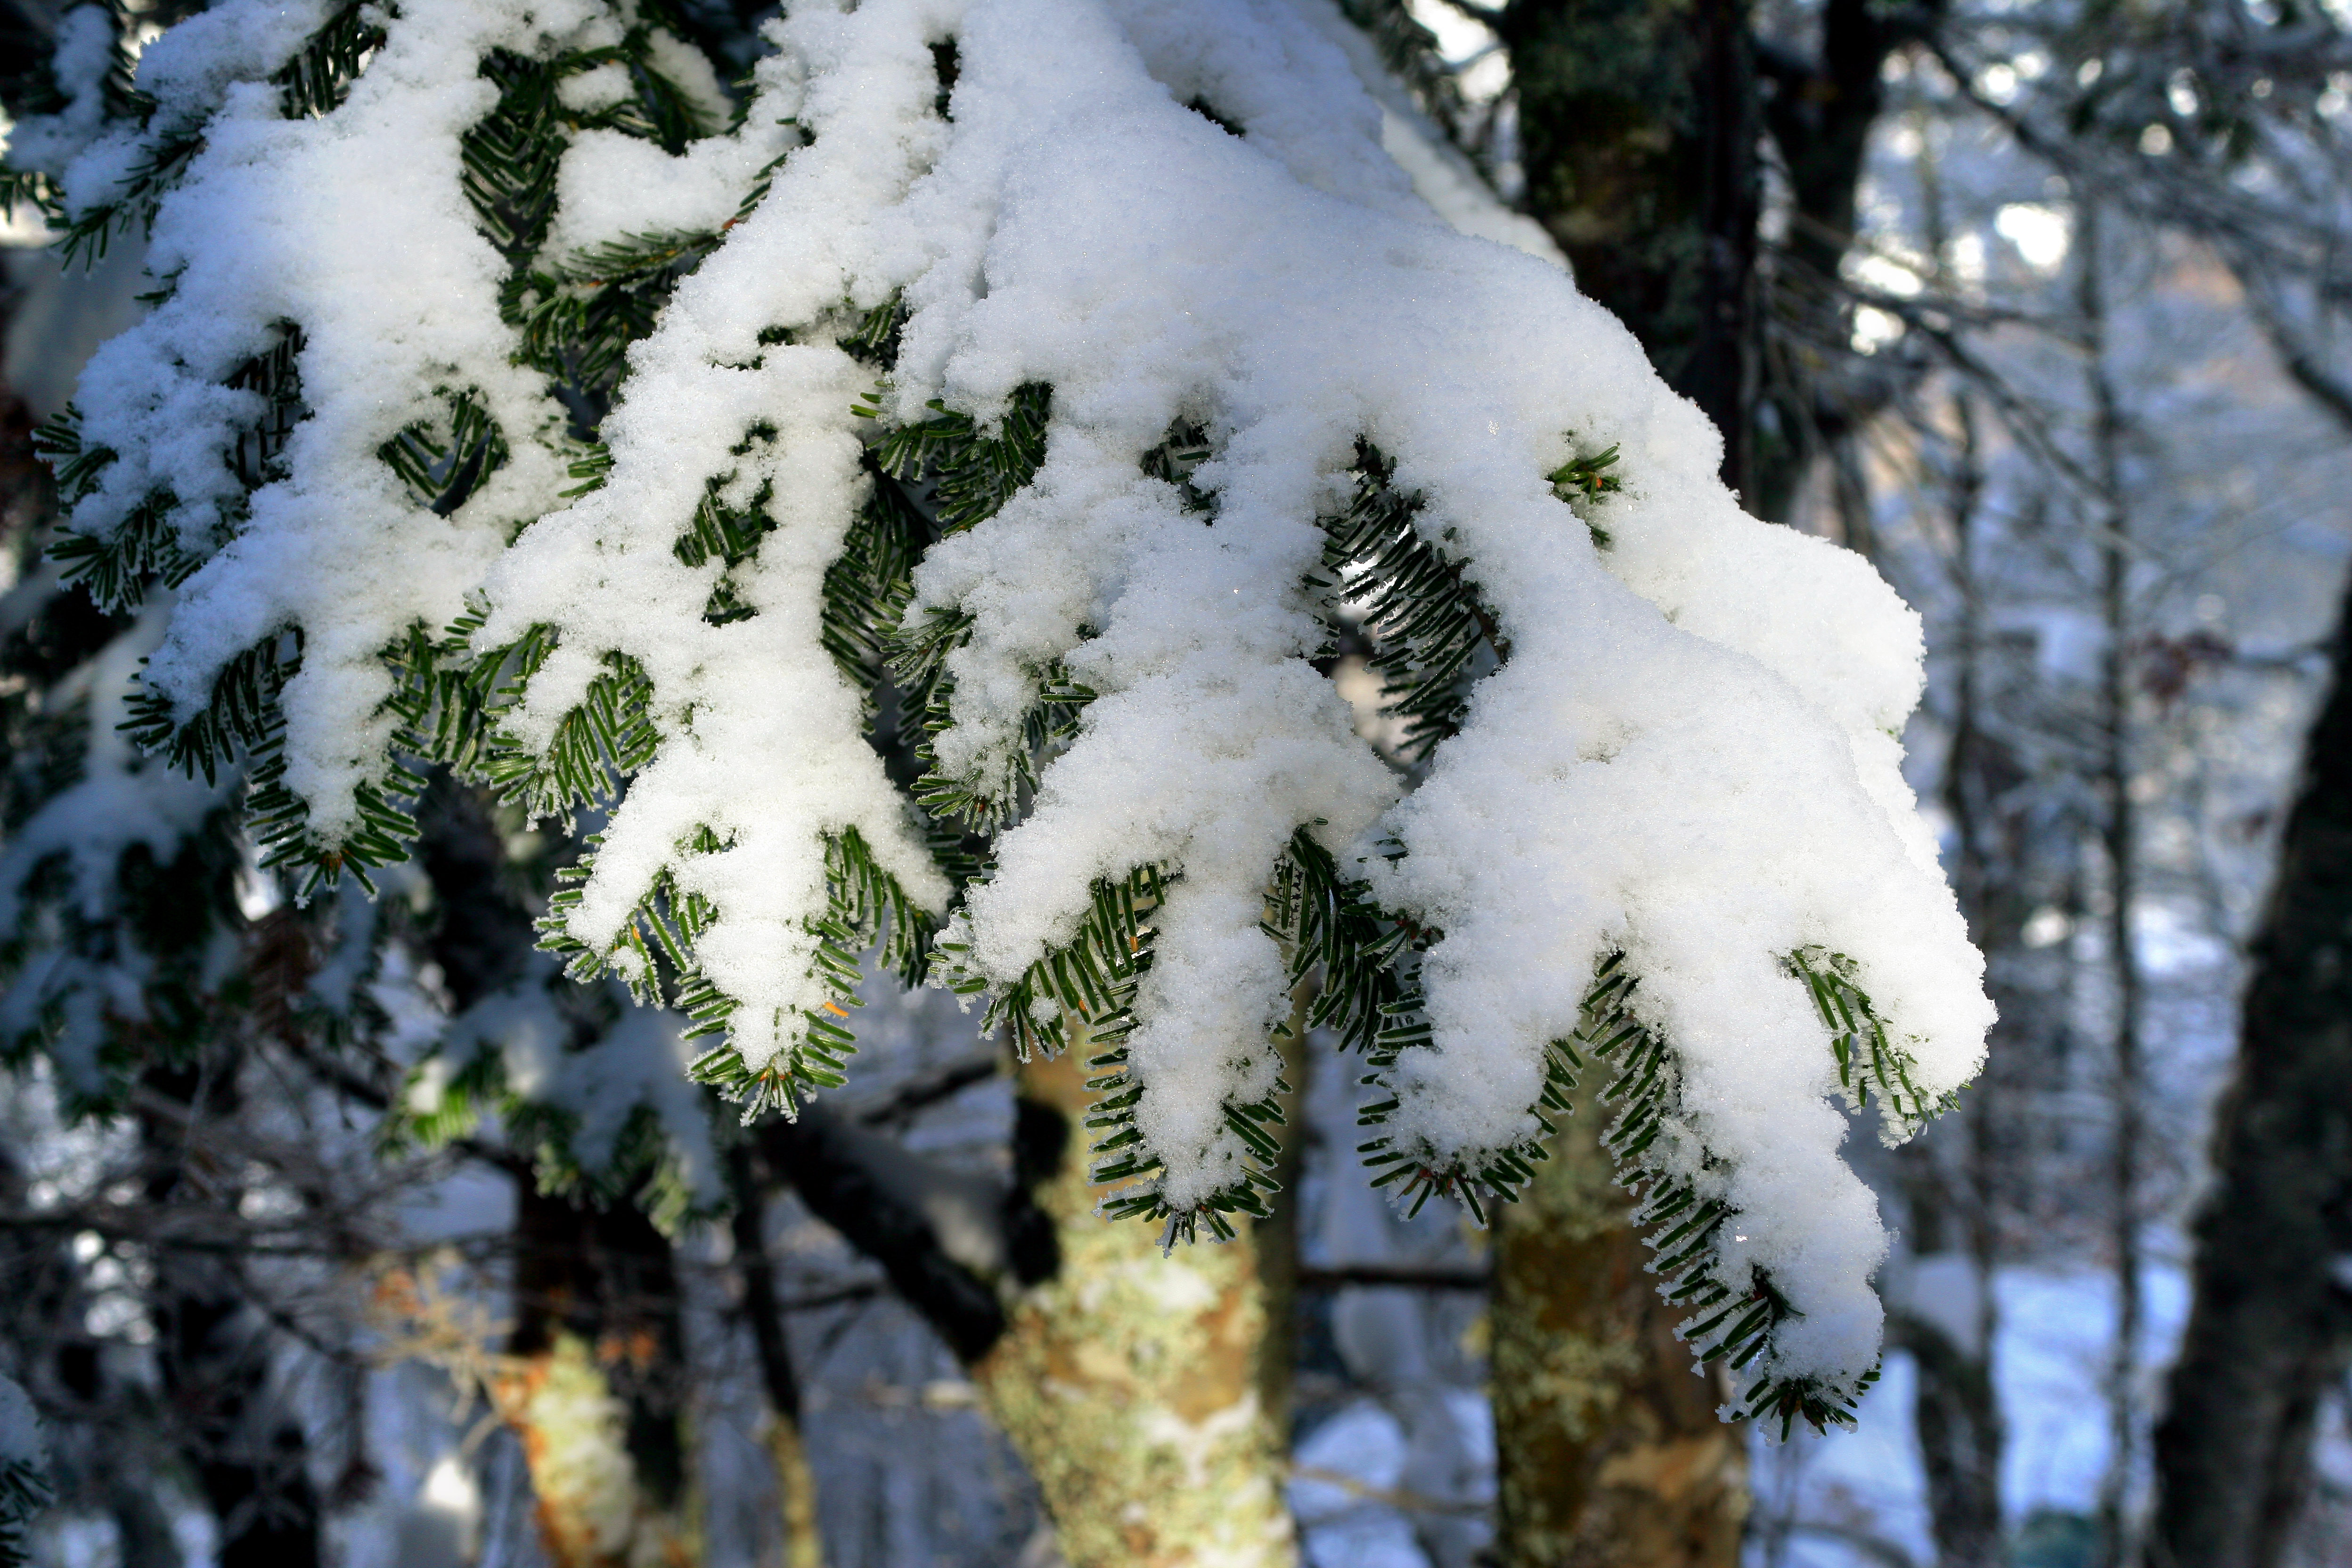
[1748,0,1905,523]
[502,1183,699,1568]
[1490,1077,1747,1568]
[973,1049,1298,1568]
[1890,1132,2004,1568]
[139,1057,324,1568]
[1893,145,2009,1568]
[1502,0,1759,504]
[1254,988,1311,1438]
[1491,8,1765,1535]
[1503,0,1919,520]
[726,1141,825,1568]
[2147,568,2352,1568]
[2081,198,2147,1568]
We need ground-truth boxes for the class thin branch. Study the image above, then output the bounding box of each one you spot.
[2247,290,2352,436]
[1289,1461,1488,1516]
[1297,1261,1488,1291]
[780,1278,888,1313]
[760,1105,1007,1361]
[851,1051,1001,1128]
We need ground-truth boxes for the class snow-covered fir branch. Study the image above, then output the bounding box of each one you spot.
[4,0,1991,1426]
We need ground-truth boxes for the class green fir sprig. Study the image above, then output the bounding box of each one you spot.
[863,381,1052,535]
[1317,441,1503,761]
[1574,950,1885,1438]
[1549,442,1624,547]
[275,0,388,121]
[1250,819,1920,1434]
[925,859,1305,1248]
[1790,945,1958,1137]
[35,412,202,612]
[680,827,939,1118]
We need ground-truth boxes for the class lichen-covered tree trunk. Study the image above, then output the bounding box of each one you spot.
[1490,1078,1747,1568]
[974,1049,1298,1568]
[501,1184,699,1568]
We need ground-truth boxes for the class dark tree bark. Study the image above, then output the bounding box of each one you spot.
[2082,198,2148,1568]
[1503,0,1923,519]
[759,1104,1012,1363]
[726,1141,824,1568]
[1748,0,1915,522]
[1488,11,1768,1556]
[1501,0,1760,503]
[415,775,539,1006]
[2148,569,2352,1568]
[139,1054,323,1568]
[1896,1296,2004,1567]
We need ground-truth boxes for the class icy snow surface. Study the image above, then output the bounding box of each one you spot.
[57,0,1988,1402]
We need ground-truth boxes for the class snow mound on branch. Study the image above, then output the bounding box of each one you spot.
[53,0,610,841]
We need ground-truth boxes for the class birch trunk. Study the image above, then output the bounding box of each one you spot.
[974,1049,1298,1568]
